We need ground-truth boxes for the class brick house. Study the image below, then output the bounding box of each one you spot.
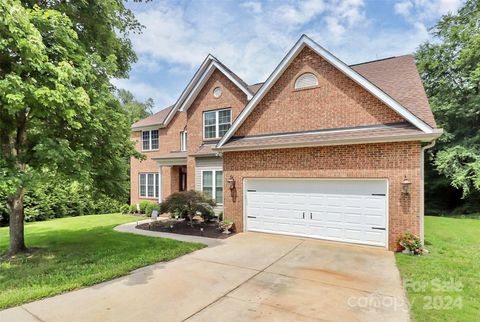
[130,35,442,250]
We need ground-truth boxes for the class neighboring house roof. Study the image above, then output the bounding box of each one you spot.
[219,123,442,152]
[351,55,437,128]
[217,34,436,148]
[131,106,173,130]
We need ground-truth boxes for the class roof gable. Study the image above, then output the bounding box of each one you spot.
[160,55,252,127]
[217,35,434,148]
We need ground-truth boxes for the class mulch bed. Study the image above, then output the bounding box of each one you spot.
[136,220,234,239]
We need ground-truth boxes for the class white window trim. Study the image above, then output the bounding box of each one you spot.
[200,170,223,205]
[141,129,159,151]
[294,72,318,89]
[180,130,187,151]
[139,172,160,199]
[203,108,231,140]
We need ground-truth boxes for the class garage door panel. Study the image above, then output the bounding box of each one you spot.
[246,179,387,247]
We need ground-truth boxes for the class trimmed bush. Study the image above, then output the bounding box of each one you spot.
[139,200,150,214]
[128,204,137,214]
[119,204,130,214]
[145,202,160,216]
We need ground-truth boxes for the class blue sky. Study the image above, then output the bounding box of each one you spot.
[113,0,463,112]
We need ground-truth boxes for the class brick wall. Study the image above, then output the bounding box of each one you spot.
[223,141,421,251]
[130,112,187,205]
[235,47,404,137]
[186,69,248,189]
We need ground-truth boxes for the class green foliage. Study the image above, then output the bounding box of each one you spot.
[416,0,480,205]
[128,204,137,214]
[118,89,153,125]
[398,232,424,255]
[144,202,160,217]
[119,204,130,214]
[0,1,144,251]
[0,215,204,309]
[0,174,125,223]
[138,200,150,214]
[160,190,216,224]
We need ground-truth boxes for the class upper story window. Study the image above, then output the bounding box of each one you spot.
[203,108,231,140]
[142,129,159,151]
[180,130,187,151]
[294,72,318,90]
[213,87,222,98]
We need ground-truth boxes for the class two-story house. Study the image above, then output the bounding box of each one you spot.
[130,35,442,251]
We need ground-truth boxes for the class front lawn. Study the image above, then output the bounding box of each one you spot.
[0,214,205,309]
[396,216,480,321]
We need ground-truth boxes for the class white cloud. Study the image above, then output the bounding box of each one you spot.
[116,0,463,109]
[241,1,262,14]
[274,0,326,27]
[394,1,413,16]
[112,78,177,110]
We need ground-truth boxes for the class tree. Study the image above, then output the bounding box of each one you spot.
[160,191,216,225]
[416,0,480,210]
[118,89,153,125]
[0,1,140,255]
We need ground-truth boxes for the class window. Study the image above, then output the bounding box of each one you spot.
[203,109,231,139]
[141,130,159,150]
[139,173,159,198]
[213,87,222,98]
[180,130,187,151]
[294,72,318,89]
[202,170,223,204]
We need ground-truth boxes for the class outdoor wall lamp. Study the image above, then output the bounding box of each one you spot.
[227,175,236,191]
[402,176,412,194]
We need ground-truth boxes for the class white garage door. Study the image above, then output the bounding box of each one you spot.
[245,179,387,247]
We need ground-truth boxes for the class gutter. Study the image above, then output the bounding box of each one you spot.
[214,130,443,152]
[420,140,436,243]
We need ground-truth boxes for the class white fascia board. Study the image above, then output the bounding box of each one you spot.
[131,125,161,132]
[162,55,216,126]
[215,130,443,153]
[179,61,253,113]
[217,35,433,148]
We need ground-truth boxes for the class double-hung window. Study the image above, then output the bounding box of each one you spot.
[139,173,159,198]
[203,109,231,139]
[201,170,223,204]
[180,130,187,151]
[141,130,159,150]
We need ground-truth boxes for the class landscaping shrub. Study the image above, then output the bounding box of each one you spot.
[128,204,137,214]
[119,204,130,214]
[139,200,150,214]
[160,190,215,224]
[144,202,160,216]
[1,175,127,224]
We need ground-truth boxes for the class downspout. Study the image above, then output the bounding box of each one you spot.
[420,140,436,242]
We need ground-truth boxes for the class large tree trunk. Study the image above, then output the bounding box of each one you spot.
[7,189,26,256]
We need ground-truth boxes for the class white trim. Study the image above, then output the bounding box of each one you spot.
[158,166,163,202]
[420,140,436,242]
[155,158,187,166]
[158,56,252,128]
[216,130,443,152]
[243,177,389,249]
[200,169,224,205]
[141,129,159,151]
[218,34,434,148]
[138,172,160,199]
[295,72,318,89]
[180,62,252,113]
[203,108,232,140]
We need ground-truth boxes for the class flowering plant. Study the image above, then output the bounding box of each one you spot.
[398,232,424,255]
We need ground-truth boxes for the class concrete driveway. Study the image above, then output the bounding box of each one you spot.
[1,232,410,322]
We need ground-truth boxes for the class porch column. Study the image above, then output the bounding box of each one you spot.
[158,165,163,202]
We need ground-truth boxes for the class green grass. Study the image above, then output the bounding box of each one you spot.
[0,214,205,309]
[396,216,480,321]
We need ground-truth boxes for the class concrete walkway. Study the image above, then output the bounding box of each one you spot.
[1,224,411,322]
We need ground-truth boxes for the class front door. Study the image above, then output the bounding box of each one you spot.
[179,166,187,191]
